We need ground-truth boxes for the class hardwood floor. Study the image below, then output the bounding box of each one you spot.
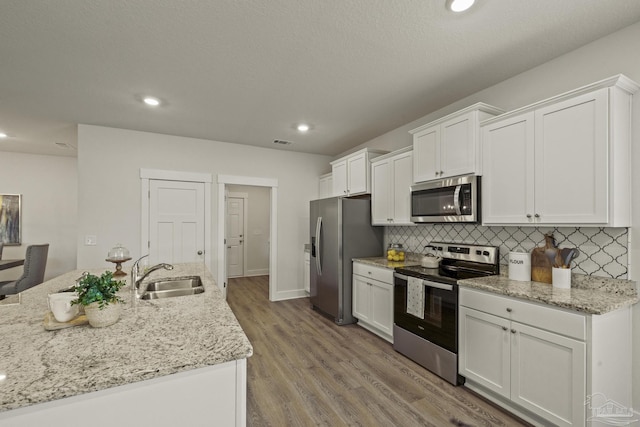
[227,276,529,427]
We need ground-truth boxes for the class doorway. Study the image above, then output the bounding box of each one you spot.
[226,193,247,277]
[217,175,278,300]
[226,186,271,278]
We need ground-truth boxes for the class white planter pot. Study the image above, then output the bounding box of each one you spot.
[84,301,122,328]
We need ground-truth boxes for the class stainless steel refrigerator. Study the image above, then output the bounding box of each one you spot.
[310,196,384,325]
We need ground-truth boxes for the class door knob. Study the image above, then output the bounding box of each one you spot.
[197,250,203,255]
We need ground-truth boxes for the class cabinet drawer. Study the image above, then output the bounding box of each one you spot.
[459,288,586,340]
[353,262,393,284]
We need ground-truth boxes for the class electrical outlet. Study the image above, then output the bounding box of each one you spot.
[409,236,418,250]
[85,235,97,246]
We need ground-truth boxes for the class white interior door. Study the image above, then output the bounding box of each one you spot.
[149,180,205,264]
[226,197,245,277]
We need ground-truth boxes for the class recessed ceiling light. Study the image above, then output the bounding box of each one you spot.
[446,0,475,12]
[297,123,310,132]
[143,96,161,107]
[0,132,7,139]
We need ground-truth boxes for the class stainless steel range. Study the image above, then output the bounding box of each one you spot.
[393,242,499,385]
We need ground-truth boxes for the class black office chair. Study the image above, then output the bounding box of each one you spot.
[0,243,49,298]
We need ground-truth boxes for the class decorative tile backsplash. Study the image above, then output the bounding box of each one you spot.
[384,225,628,279]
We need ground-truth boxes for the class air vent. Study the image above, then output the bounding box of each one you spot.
[273,139,293,145]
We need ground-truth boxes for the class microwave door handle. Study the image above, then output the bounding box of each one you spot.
[315,216,322,275]
[453,185,462,215]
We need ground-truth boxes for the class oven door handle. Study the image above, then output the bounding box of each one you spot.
[394,273,454,292]
[423,281,454,292]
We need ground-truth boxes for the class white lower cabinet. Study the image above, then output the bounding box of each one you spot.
[0,359,248,427]
[459,287,632,427]
[303,250,310,293]
[352,262,394,343]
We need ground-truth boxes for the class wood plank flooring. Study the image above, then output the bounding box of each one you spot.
[227,276,529,427]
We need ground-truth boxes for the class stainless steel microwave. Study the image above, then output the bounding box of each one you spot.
[410,175,479,223]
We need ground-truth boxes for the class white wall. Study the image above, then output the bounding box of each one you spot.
[76,125,331,298]
[344,21,640,415]
[0,152,77,281]
[227,184,270,276]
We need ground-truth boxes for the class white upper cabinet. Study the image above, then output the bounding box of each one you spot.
[318,173,333,199]
[410,103,503,183]
[331,148,387,197]
[482,75,639,226]
[371,147,413,225]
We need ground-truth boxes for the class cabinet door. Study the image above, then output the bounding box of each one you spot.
[391,151,413,224]
[304,253,310,293]
[318,175,332,199]
[440,113,475,178]
[332,160,348,197]
[347,152,368,195]
[352,275,371,322]
[413,125,440,182]
[371,159,391,225]
[511,322,586,427]
[534,88,608,224]
[370,280,393,338]
[459,306,511,399]
[481,112,535,224]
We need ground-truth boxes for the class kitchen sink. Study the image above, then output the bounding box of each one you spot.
[140,276,205,300]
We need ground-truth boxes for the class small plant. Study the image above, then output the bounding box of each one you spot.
[72,271,126,309]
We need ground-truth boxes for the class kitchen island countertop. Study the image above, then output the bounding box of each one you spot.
[459,271,638,315]
[0,263,253,413]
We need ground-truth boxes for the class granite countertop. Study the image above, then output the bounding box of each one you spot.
[0,263,253,413]
[459,271,638,315]
[353,255,421,270]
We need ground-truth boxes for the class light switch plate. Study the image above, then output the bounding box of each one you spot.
[85,235,97,246]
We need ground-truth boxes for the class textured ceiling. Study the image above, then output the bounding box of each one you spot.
[1,0,640,157]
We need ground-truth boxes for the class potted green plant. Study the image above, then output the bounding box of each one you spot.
[72,271,126,327]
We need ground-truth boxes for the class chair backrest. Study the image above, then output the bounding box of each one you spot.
[15,244,49,293]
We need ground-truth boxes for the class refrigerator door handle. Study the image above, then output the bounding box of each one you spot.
[315,216,322,275]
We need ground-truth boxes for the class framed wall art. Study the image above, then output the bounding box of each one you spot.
[0,194,21,245]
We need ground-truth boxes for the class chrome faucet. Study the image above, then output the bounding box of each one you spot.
[131,254,174,299]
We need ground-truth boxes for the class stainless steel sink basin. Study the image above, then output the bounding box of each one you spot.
[140,276,205,300]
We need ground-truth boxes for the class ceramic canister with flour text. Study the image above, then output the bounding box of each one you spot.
[508,250,531,281]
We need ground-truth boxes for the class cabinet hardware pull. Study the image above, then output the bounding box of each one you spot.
[534,213,540,218]
[502,326,508,331]
[506,308,512,312]
[526,214,532,219]
[440,170,444,175]
[511,329,516,334]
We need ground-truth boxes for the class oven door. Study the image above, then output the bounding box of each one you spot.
[393,273,458,353]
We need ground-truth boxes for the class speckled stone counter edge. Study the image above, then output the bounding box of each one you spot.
[353,257,638,315]
[353,254,421,270]
[0,263,253,413]
[459,268,637,315]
